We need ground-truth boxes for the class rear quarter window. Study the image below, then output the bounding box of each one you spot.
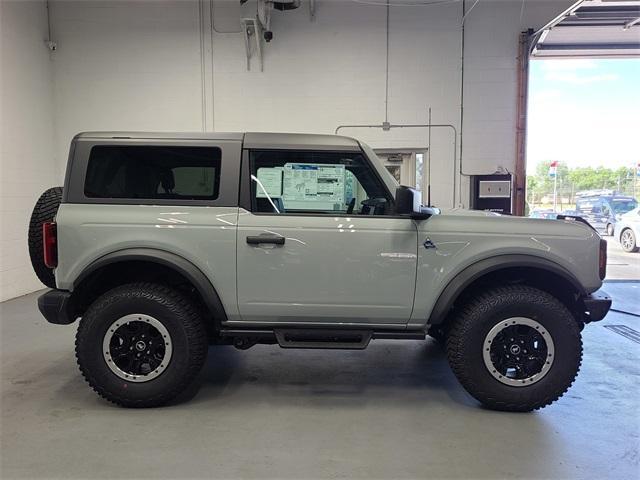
[84,145,221,201]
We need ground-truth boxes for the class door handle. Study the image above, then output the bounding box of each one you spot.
[246,235,285,245]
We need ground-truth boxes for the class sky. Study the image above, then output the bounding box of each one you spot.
[526,58,640,174]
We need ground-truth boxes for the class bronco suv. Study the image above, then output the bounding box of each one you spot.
[30,132,611,410]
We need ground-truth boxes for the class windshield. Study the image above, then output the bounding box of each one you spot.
[359,141,399,191]
[612,200,638,214]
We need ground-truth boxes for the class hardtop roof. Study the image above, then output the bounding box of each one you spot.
[73,131,361,151]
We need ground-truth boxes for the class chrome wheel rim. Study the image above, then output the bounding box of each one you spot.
[621,230,634,250]
[483,317,554,387]
[102,314,172,383]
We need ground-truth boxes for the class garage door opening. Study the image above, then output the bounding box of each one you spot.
[526,57,640,279]
[526,57,639,215]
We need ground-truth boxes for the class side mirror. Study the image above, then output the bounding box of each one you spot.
[395,186,430,220]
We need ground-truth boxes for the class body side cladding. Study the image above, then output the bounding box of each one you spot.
[427,254,588,326]
[73,248,228,324]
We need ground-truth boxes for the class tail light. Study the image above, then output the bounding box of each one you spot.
[599,238,607,280]
[43,222,58,268]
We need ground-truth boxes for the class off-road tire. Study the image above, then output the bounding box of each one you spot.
[28,187,63,288]
[76,283,208,407]
[446,285,582,412]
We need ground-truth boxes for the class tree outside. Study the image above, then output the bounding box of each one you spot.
[526,162,639,212]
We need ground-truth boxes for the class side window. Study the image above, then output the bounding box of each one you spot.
[249,150,393,215]
[577,198,594,213]
[84,145,221,201]
[591,200,602,214]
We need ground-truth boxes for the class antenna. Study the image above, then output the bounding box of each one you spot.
[427,107,432,207]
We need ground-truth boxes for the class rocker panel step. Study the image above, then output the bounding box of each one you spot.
[274,329,373,349]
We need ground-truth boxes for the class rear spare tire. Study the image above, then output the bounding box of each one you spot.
[28,187,63,288]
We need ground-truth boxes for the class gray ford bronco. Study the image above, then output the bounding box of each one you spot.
[30,132,611,410]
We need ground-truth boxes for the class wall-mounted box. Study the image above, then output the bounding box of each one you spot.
[471,174,513,214]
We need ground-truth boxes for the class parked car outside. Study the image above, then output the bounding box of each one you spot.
[561,209,580,217]
[613,207,640,253]
[529,209,557,219]
[575,190,638,236]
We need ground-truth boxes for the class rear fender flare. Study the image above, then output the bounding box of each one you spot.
[73,248,228,322]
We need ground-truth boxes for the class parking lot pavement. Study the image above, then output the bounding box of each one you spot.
[604,236,640,280]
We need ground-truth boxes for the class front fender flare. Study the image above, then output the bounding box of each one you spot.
[427,254,587,325]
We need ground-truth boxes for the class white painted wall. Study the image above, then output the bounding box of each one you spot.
[0,0,58,301]
[1,0,574,300]
[50,0,573,207]
[51,0,205,168]
[461,0,574,204]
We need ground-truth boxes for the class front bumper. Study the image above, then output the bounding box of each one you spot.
[38,289,76,325]
[581,290,612,323]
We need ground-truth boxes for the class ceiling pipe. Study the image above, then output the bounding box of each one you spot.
[457,0,465,207]
[384,2,390,124]
[461,0,480,24]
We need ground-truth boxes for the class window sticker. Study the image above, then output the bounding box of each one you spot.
[256,167,283,198]
[283,164,318,201]
[282,163,345,210]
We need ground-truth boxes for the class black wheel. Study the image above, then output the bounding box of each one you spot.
[620,228,639,253]
[606,223,614,236]
[76,283,208,407]
[28,187,63,288]
[446,285,582,412]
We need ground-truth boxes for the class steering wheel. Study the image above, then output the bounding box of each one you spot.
[361,198,387,215]
[346,198,356,214]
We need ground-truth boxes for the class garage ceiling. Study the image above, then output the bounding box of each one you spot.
[531,0,640,58]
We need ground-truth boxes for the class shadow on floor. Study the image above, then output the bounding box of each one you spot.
[171,339,477,410]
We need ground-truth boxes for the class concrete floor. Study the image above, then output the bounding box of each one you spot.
[1,286,639,480]
[604,237,640,280]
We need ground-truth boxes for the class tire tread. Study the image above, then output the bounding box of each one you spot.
[446,285,583,412]
[28,187,63,288]
[75,282,208,408]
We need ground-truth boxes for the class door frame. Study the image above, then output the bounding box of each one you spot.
[374,148,429,193]
[234,147,420,327]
